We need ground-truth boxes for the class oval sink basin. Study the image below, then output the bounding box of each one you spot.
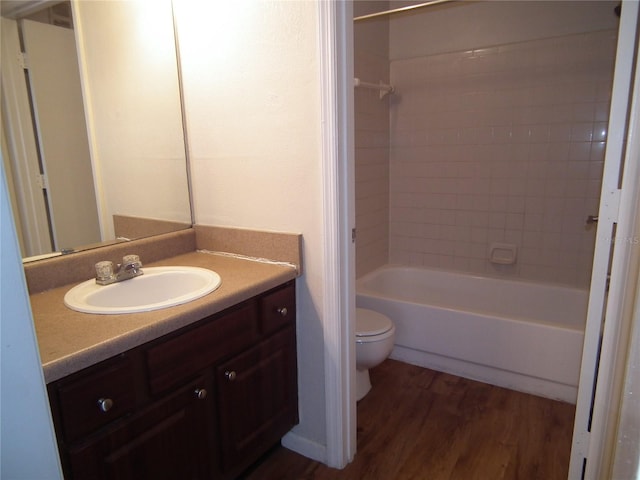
[64,266,222,314]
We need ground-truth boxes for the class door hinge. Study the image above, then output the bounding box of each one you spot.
[17,51,28,69]
[36,173,48,190]
[601,188,621,223]
[351,228,356,243]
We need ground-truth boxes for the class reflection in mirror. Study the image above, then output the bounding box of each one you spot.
[0,0,192,262]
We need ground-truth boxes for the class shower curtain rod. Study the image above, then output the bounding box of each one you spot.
[354,0,454,22]
[353,78,395,99]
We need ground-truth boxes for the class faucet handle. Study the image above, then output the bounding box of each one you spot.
[95,261,114,281]
[122,254,141,266]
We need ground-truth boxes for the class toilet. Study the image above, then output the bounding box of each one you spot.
[355,308,396,401]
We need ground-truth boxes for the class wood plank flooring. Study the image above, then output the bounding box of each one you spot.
[241,359,576,480]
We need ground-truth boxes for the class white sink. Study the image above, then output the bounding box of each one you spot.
[64,266,222,314]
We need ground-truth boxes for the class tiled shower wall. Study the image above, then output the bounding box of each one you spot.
[388,30,617,287]
[354,3,390,278]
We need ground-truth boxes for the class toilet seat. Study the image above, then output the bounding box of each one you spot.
[356,308,393,337]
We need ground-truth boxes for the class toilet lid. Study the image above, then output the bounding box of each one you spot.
[356,308,393,337]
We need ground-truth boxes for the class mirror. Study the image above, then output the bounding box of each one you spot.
[1,0,192,262]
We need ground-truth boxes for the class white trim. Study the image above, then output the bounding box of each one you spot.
[281,431,327,464]
[338,0,357,464]
[318,0,356,469]
[0,18,52,256]
[585,9,640,477]
[569,2,640,477]
[611,232,640,477]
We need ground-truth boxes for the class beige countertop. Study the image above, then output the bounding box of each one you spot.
[30,251,297,384]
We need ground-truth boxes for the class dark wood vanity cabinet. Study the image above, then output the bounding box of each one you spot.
[47,281,297,480]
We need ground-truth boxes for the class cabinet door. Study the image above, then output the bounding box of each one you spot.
[66,377,213,480]
[216,327,298,474]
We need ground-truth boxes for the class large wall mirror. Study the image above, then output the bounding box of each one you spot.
[1,0,192,262]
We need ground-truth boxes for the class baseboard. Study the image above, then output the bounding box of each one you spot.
[390,345,578,404]
[281,430,327,464]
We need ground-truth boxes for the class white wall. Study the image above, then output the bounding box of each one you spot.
[174,1,328,455]
[74,0,191,239]
[1,162,62,478]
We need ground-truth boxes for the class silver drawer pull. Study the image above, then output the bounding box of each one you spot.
[225,370,237,382]
[194,388,207,400]
[97,397,114,413]
[277,307,288,317]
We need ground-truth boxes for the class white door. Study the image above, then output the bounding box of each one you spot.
[569,2,640,478]
[22,19,100,251]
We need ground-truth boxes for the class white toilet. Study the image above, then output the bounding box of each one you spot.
[355,308,396,401]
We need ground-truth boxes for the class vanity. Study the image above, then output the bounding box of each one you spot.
[5,2,303,477]
[26,228,301,479]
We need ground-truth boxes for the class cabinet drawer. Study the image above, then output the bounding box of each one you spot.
[146,301,260,395]
[54,355,136,443]
[260,283,296,335]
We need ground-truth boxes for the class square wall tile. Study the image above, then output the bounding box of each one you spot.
[385,29,616,287]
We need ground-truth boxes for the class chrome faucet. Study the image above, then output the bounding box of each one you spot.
[95,255,144,285]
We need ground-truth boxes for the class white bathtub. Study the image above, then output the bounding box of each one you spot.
[356,265,588,403]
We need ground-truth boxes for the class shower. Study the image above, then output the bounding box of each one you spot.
[354,0,619,286]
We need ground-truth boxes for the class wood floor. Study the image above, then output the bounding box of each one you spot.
[241,359,576,480]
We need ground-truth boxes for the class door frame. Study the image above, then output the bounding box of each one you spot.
[324,0,640,474]
[317,0,357,468]
[1,18,52,257]
[570,1,640,477]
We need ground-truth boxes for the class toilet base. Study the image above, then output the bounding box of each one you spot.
[356,368,371,401]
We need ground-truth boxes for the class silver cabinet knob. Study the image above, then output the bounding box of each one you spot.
[277,307,288,317]
[97,397,113,413]
[194,388,207,400]
[225,370,237,381]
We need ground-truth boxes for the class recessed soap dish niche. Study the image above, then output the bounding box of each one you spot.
[489,243,517,265]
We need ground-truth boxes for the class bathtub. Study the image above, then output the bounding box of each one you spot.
[356,265,588,403]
